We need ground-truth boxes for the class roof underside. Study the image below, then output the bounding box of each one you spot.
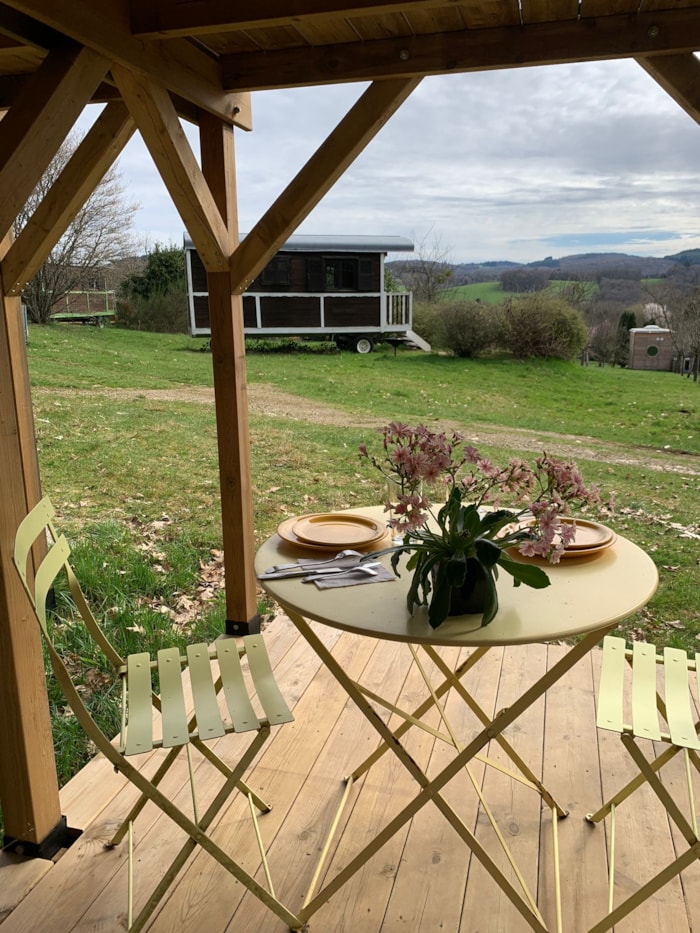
[185,234,414,253]
[2,2,700,124]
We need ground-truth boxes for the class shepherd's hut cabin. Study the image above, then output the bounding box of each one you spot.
[185,234,429,353]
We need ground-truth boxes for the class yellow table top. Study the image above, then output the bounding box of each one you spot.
[255,507,659,648]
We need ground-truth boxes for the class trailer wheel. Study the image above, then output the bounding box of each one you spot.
[352,336,374,354]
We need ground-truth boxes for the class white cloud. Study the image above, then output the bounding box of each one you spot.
[78,58,700,263]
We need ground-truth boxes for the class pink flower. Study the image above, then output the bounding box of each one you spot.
[360,424,606,554]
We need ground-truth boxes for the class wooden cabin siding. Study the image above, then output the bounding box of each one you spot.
[258,297,322,328]
[324,295,380,326]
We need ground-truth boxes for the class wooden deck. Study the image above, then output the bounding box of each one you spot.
[2,613,698,933]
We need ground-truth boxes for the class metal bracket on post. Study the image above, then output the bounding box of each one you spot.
[3,816,81,860]
[225,613,261,636]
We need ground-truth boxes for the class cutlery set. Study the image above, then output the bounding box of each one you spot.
[259,550,380,582]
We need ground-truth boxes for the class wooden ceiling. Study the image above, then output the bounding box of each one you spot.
[2,2,700,126]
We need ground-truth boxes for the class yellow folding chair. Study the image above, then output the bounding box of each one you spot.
[13,496,300,931]
[586,635,700,932]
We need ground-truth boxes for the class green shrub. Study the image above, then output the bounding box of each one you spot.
[439,300,501,357]
[245,337,338,353]
[500,294,587,360]
[411,301,445,348]
[115,284,189,333]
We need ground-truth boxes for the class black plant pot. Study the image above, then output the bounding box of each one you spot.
[446,557,497,621]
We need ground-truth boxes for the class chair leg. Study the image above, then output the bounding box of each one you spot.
[120,727,300,931]
[585,743,682,824]
[108,735,272,849]
[192,735,271,811]
[587,733,700,933]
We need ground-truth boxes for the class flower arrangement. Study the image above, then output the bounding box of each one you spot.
[359,422,607,628]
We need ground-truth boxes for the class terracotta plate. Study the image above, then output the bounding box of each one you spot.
[292,513,386,547]
[559,518,615,550]
[277,514,389,552]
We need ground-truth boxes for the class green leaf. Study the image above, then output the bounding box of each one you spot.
[479,508,516,533]
[480,567,499,625]
[428,577,453,628]
[474,537,502,568]
[498,553,551,589]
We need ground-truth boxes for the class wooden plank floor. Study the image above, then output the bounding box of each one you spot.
[2,613,699,932]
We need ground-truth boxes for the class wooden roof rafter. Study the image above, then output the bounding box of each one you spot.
[220,8,700,90]
[1,0,251,127]
[130,0,463,38]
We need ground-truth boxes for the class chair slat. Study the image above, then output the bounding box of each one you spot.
[187,644,226,739]
[126,653,155,755]
[244,635,294,726]
[216,641,260,732]
[158,647,189,747]
[664,647,700,750]
[631,641,662,741]
[13,495,56,588]
[32,536,71,631]
[597,636,626,733]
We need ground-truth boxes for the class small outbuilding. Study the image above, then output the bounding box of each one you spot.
[628,324,674,371]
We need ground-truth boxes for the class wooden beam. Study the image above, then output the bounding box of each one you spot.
[131,0,450,37]
[0,231,64,855]
[221,8,700,90]
[636,52,700,126]
[2,101,135,294]
[2,0,251,127]
[112,64,230,273]
[231,77,420,292]
[0,42,110,241]
[199,112,259,633]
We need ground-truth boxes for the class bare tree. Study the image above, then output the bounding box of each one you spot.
[647,273,700,379]
[397,229,454,303]
[659,290,700,380]
[14,133,138,323]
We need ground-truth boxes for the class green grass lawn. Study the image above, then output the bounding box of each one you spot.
[16,323,700,787]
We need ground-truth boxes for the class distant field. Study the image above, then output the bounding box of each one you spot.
[442,277,662,304]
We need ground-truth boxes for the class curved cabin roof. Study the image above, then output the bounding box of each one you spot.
[185,234,414,254]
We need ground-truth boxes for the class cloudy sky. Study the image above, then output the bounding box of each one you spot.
[81,57,700,264]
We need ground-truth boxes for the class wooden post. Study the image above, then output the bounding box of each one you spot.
[0,234,66,856]
[199,113,260,634]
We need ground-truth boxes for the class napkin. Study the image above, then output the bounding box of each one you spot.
[304,565,396,589]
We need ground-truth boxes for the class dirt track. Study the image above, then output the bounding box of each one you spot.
[42,383,700,477]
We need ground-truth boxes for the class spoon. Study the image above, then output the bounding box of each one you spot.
[269,549,364,573]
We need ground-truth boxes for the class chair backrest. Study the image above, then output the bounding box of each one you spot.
[13,496,129,768]
[14,495,125,669]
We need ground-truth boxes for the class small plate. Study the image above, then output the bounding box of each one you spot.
[559,518,615,550]
[507,517,617,561]
[558,534,616,558]
[292,513,385,547]
[277,515,389,552]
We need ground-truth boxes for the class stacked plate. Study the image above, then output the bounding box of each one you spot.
[507,517,616,560]
[277,512,388,552]
[557,518,616,558]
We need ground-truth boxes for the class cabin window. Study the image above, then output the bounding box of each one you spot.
[259,256,290,286]
[324,258,358,291]
[306,255,374,292]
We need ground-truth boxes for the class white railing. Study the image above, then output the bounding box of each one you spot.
[385,292,411,327]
